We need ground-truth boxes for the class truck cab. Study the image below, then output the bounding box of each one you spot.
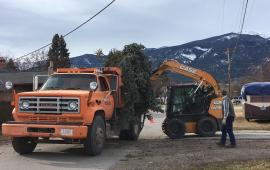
[2,67,129,156]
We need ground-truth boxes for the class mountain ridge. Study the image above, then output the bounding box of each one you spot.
[70,33,270,81]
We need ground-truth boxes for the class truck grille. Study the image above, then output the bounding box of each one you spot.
[19,97,80,114]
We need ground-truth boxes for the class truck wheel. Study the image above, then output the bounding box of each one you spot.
[166,119,186,139]
[197,116,217,137]
[119,121,142,141]
[84,115,106,156]
[128,121,141,140]
[12,137,37,155]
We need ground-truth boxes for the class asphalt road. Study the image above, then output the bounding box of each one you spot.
[0,139,135,170]
[1,112,270,170]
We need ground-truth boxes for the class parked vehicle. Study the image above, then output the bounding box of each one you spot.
[241,82,270,121]
[2,67,144,155]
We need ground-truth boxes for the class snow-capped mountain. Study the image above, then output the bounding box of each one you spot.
[70,33,270,81]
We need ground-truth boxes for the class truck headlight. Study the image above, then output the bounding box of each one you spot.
[68,101,78,110]
[20,101,30,109]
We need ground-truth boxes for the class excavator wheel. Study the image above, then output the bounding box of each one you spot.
[197,116,217,137]
[165,118,186,139]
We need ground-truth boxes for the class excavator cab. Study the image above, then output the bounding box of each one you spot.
[167,85,206,117]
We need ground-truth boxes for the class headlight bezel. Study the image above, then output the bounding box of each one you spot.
[68,101,78,110]
[20,101,30,109]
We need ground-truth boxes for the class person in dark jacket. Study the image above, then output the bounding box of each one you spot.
[217,90,236,148]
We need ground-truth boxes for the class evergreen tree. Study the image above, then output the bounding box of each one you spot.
[105,43,156,127]
[5,58,17,71]
[48,34,70,70]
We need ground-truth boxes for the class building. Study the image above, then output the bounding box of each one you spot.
[0,71,47,124]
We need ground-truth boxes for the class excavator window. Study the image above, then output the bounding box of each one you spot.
[168,85,205,115]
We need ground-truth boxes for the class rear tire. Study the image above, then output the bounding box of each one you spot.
[119,120,142,141]
[84,115,106,156]
[166,119,186,139]
[197,116,217,137]
[128,122,141,140]
[12,137,37,155]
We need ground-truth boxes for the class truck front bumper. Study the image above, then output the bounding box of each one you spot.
[2,122,88,139]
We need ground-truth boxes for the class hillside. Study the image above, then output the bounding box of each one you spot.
[70,33,270,81]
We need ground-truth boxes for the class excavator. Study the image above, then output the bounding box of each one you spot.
[151,59,223,139]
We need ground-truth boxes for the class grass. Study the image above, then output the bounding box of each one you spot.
[194,160,270,170]
[234,117,270,131]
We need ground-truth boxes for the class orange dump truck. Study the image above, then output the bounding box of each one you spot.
[2,67,144,155]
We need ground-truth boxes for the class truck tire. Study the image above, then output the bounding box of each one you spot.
[119,121,141,141]
[84,115,106,156]
[12,137,37,155]
[166,119,186,139]
[197,116,217,137]
[128,121,141,140]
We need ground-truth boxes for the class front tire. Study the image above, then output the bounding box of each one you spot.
[84,115,106,156]
[12,137,37,155]
[166,119,186,139]
[197,116,217,137]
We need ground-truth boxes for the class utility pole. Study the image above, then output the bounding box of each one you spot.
[226,48,231,98]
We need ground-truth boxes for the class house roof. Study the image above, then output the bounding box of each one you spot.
[0,71,47,90]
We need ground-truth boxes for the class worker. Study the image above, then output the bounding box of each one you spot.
[217,90,236,148]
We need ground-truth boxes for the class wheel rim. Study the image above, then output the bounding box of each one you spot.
[95,127,105,147]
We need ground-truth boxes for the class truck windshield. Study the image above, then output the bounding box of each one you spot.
[40,74,97,90]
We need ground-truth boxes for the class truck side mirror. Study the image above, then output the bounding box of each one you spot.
[33,75,48,91]
[89,82,98,91]
[5,81,13,90]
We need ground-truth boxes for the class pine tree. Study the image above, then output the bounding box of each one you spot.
[5,58,17,71]
[105,43,156,127]
[48,34,70,70]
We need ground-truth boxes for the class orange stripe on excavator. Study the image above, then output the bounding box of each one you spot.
[150,59,222,97]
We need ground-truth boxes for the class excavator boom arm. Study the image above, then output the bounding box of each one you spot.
[151,59,221,96]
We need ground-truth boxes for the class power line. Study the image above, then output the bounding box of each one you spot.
[15,0,116,61]
[226,0,249,97]
[234,0,249,53]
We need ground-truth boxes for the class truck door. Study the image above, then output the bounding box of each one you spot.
[98,76,114,119]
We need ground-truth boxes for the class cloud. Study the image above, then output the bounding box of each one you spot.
[0,0,269,58]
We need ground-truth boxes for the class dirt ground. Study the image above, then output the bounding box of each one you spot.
[111,105,270,170]
[111,138,270,170]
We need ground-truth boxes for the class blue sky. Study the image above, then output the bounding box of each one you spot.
[0,0,269,58]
